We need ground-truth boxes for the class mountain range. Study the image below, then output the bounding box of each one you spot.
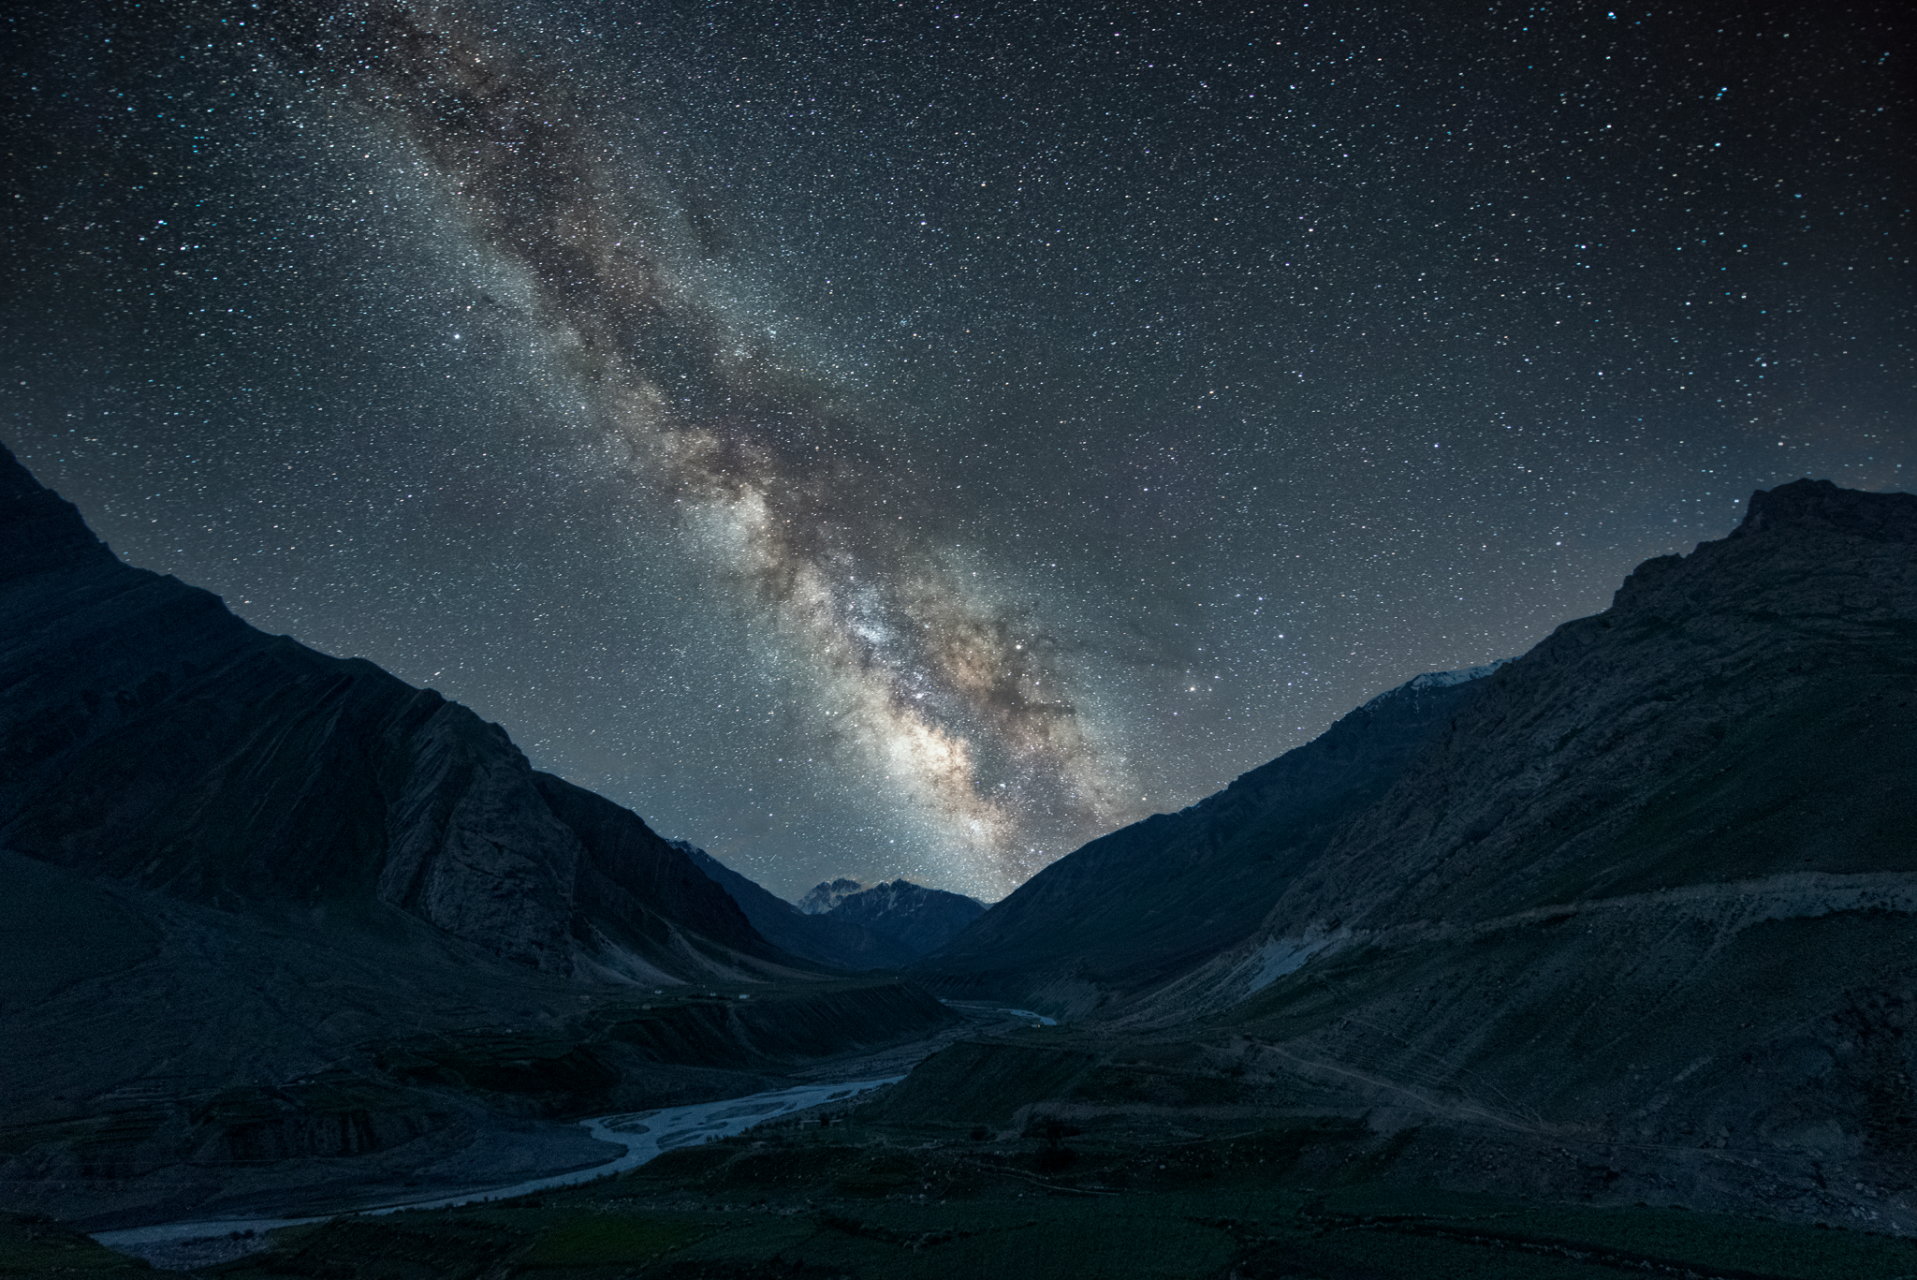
[803,878,987,956]
[4,438,1913,1267]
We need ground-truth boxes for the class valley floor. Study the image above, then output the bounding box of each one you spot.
[8,1117,1912,1278]
[12,1069,1914,1279]
[87,1076,903,1269]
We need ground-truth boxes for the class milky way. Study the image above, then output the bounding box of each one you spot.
[259,0,1131,885]
[4,0,1909,898]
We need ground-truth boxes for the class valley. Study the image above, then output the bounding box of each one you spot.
[4,442,1915,1275]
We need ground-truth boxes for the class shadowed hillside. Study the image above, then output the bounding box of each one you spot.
[0,442,956,1228]
[0,442,783,981]
[914,665,1503,1014]
[910,480,1917,1231]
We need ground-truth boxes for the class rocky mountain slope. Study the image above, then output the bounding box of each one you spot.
[914,663,1504,1014]
[902,479,1917,1229]
[0,442,781,983]
[1151,476,1917,1015]
[0,442,955,1226]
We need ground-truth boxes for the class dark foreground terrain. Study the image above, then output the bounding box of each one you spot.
[9,1028,1916,1279]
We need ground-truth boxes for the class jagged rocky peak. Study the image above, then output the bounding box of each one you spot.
[1603,477,1917,621]
[798,878,866,915]
[673,848,917,971]
[675,854,986,968]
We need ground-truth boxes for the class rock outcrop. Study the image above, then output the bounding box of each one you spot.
[798,877,868,915]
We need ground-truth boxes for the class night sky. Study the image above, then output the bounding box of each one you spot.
[4,1,1909,900]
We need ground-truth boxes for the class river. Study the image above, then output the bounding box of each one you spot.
[92,1075,901,1261]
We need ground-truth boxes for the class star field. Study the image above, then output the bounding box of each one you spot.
[3,0,1909,899]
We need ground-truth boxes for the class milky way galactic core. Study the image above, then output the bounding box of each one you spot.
[4,0,1908,897]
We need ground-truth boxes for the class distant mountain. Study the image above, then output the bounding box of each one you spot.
[797,877,866,914]
[680,858,987,969]
[915,662,1506,1014]
[675,846,917,970]
[822,879,987,956]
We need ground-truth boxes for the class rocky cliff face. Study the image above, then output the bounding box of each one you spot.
[0,442,776,982]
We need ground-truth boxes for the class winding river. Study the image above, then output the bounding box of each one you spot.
[93,1076,901,1256]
